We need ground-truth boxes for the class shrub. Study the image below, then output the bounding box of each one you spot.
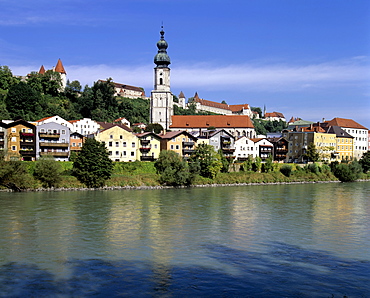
[280,165,292,177]
[307,163,319,174]
[33,157,63,188]
[332,161,363,182]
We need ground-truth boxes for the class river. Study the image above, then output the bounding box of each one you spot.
[0,182,369,297]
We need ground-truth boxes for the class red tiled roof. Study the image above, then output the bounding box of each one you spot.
[39,65,46,74]
[229,104,250,112]
[35,116,54,122]
[265,112,285,118]
[170,115,254,129]
[68,120,79,124]
[301,126,326,133]
[325,117,368,130]
[193,95,230,110]
[158,130,197,140]
[54,59,66,74]
[99,80,145,95]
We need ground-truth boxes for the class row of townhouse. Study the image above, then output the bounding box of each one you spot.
[0,119,84,161]
[282,118,368,163]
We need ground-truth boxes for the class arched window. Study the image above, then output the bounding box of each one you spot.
[159,78,163,85]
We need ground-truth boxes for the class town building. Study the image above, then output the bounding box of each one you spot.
[158,130,197,159]
[37,59,67,91]
[326,126,354,161]
[234,136,258,161]
[93,123,137,162]
[0,119,37,161]
[264,111,286,122]
[150,27,174,130]
[250,138,274,161]
[136,132,161,161]
[70,132,85,153]
[68,118,100,136]
[325,118,368,159]
[37,122,70,161]
[267,137,289,162]
[35,115,73,132]
[192,129,235,158]
[98,80,146,99]
[170,115,256,139]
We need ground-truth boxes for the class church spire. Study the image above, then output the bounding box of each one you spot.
[154,26,171,67]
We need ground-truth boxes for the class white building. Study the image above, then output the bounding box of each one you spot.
[34,115,73,131]
[234,136,258,161]
[68,118,100,136]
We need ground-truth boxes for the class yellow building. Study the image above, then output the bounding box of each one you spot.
[326,126,354,161]
[136,132,161,161]
[94,124,138,162]
[158,130,197,159]
[312,131,336,162]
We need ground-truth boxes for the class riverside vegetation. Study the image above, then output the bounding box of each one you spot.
[1,144,369,191]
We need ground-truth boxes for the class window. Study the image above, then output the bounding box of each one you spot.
[115,142,119,147]
[120,135,123,139]
[109,141,113,147]
[11,128,16,133]
[62,139,66,143]
[123,151,127,156]
[62,130,66,134]
[132,142,135,148]
[109,151,112,155]
[170,145,174,150]
[154,144,157,149]
[11,137,16,142]
[115,151,119,156]
[12,145,16,151]
[41,129,45,133]
[73,143,76,147]
[131,151,135,156]
[110,135,113,139]
[176,145,179,150]
[22,128,26,132]
[123,142,127,147]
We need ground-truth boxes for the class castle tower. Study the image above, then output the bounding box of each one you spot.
[150,27,173,130]
[54,58,67,91]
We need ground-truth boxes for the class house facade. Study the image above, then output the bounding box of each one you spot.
[158,130,197,159]
[234,136,258,161]
[70,132,85,153]
[35,115,73,132]
[0,119,37,161]
[37,122,70,161]
[136,132,161,161]
[251,138,274,161]
[94,125,138,162]
[325,118,368,159]
[69,118,100,136]
[267,137,289,162]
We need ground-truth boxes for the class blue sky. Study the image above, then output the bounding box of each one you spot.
[1,0,370,128]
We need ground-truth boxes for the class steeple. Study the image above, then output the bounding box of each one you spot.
[154,26,171,67]
[54,58,66,74]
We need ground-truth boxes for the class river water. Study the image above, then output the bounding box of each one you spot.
[0,182,369,297]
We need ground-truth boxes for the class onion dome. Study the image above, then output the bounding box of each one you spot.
[154,27,171,67]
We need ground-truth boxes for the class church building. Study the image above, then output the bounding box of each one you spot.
[150,27,174,130]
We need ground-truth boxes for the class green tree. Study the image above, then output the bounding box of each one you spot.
[189,143,222,179]
[304,142,320,162]
[154,150,193,186]
[33,157,63,188]
[252,156,262,172]
[0,66,19,91]
[359,151,370,173]
[218,149,232,173]
[332,161,362,182]
[145,123,163,134]
[0,155,34,191]
[72,138,114,188]
[261,155,274,173]
[118,97,150,124]
[5,81,42,120]
[240,155,253,171]
[280,164,292,177]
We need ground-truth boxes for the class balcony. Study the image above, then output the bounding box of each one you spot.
[39,133,60,139]
[140,147,151,152]
[20,141,35,146]
[183,149,194,155]
[183,141,194,147]
[20,132,34,137]
[19,150,35,156]
[41,151,69,157]
[140,156,155,161]
[40,142,69,148]
[140,139,150,146]
[222,148,235,154]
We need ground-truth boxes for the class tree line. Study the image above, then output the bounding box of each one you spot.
[0,66,150,124]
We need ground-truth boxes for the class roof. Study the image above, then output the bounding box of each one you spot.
[325,117,368,130]
[265,111,285,118]
[229,104,251,113]
[136,132,160,139]
[301,126,326,133]
[158,130,197,140]
[39,65,46,74]
[99,80,145,95]
[35,116,54,122]
[326,126,354,138]
[97,122,132,132]
[193,93,230,110]
[54,59,66,74]
[68,119,79,124]
[178,91,185,98]
[170,115,254,129]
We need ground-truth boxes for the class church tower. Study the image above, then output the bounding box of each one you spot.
[150,27,173,130]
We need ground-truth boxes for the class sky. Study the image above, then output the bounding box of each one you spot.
[1,0,370,128]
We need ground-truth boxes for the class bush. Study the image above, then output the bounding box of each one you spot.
[332,161,363,182]
[307,163,319,174]
[280,165,292,177]
[33,157,63,188]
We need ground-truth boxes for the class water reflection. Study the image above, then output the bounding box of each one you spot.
[0,182,369,296]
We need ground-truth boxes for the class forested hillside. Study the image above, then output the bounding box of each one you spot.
[0,66,149,124]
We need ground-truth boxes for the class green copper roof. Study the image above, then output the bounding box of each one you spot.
[154,27,171,67]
